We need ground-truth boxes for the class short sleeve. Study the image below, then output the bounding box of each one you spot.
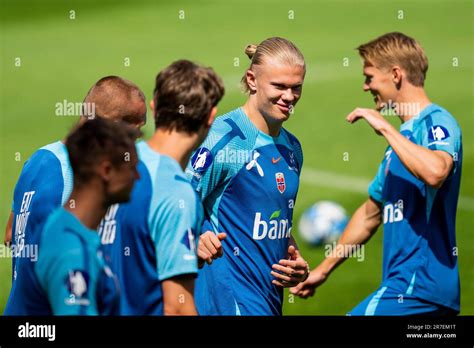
[149,187,203,281]
[185,140,225,202]
[421,111,462,172]
[283,128,304,176]
[37,248,98,315]
[368,152,388,203]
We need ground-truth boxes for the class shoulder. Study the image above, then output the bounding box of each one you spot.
[38,211,87,270]
[24,141,65,170]
[41,210,83,248]
[281,127,303,164]
[203,108,259,151]
[155,157,201,209]
[422,104,461,135]
[18,141,70,189]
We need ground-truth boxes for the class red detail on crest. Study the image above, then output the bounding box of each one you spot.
[275,172,286,194]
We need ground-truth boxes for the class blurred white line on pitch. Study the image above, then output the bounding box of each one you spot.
[301,167,474,212]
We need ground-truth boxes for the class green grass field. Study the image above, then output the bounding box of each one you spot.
[1,0,472,315]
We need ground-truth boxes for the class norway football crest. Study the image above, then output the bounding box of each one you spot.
[275,172,286,194]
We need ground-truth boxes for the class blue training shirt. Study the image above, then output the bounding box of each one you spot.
[368,103,462,311]
[5,141,73,313]
[5,207,119,315]
[186,107,303,315]
[99,141,203,315]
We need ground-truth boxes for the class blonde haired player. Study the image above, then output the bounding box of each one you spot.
[293,32,462,316]
[187,37,310,315]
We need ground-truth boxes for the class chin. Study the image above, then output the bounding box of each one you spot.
[273,107,291,120]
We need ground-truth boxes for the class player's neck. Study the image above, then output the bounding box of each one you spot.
[243,100,282,137]
[65,184,108,231]
[395,87,431,123]
[147,128,196,170]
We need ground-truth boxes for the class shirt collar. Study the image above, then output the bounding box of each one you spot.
[400,103,438,132]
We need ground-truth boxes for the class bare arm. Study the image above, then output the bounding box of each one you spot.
[291,198,382,298]
[4,211,13,247]
[162,274,197,315]
[318,197,381,277]
[288,234,300,255]
[380,124,453,188]
[346,108,453,188]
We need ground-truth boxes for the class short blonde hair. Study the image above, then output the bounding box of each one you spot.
[241,37,306,93]
[357,32,429,86]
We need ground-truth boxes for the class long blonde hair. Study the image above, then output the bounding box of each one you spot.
[241,37,306,93]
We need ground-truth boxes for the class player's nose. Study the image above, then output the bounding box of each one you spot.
[281,89,295,102]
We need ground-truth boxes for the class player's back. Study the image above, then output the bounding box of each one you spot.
[99,141,202,315]
[5,141,73,313]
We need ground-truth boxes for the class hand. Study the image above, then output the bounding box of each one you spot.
[289,268,328,299]
[346,108,391,135]
[271,245,309,288]
[197,231,226,268]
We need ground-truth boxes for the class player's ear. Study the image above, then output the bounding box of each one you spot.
[98,160,114,183]
[246,69,257,92]
[392,66,403,85]
[149,99,155,112]
[207,106,218,128]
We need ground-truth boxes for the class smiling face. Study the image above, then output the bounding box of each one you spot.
[249,59,305,124]
[363,62,399,111]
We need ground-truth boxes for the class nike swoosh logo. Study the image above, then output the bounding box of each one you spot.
[272,157,282,164]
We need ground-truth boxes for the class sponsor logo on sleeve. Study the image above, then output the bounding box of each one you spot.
[246,151,265,177]
[181,228,197,261]
[65,270,90,305]
[428,125,450,146]
[191,147,213,173]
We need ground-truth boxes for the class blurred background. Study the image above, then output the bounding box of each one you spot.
[0,0,472,314]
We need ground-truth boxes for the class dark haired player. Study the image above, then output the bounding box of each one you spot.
[100,60,224,315]
[5,118,139,315]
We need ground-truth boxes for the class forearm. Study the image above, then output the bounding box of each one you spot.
[164,300,197,315]
[317,199,380,277]
[4,211,13,246]
[288,234,299,253]
[162,276,198,316]
[380,123,451,187]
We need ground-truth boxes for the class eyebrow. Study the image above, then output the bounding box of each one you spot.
[270,82,303,88]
